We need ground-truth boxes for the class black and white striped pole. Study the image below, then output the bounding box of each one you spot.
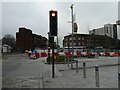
[118,72,120,89]
[76,60,79,73]
[83,62,86,78]
[95,65,100,87]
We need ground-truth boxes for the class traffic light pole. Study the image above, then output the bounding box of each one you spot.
[52,37,55,78]
[49,10,57,78]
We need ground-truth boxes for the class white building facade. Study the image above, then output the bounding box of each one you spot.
[89,24,117,39]
[0,40,1,54]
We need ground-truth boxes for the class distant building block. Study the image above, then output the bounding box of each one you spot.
[116,20,120,25]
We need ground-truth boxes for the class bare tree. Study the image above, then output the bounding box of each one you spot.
[2,34,16,52]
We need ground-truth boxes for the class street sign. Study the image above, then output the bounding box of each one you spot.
[74,22,78,32]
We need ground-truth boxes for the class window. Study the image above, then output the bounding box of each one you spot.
[82,42,85,45]
[66,42,68,46]
[66,38,67,41]
[70,42,72,46]
[74,37,76,40]
[74,42,76,46]
[70,37,72,40]
[82,37,84,40]
[106,27,108,33]
[78,37,81,40]
[78,42,81,45]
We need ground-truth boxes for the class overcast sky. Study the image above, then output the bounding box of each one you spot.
[1,0,120,46]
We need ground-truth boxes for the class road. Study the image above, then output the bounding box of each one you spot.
[2,53,44,88]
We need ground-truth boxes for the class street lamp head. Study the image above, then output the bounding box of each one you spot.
[70,4,74,9]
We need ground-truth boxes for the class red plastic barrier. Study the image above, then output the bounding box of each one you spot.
[54,52,59,56]
[97,52,101,56]
[118,52,120,56]
[76,52,81,56]
[87,52,92,56]
[105,52,110,56]
[64,52,73,57]
[36,52,40,58]
[41,52,47,57]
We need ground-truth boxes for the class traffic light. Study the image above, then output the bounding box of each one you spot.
[49,10,58,36]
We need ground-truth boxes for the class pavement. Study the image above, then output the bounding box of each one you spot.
[42,56,119,88]
[1,53,120,89]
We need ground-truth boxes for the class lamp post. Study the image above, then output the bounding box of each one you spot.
[47,32,50,64]
[70,4,74,69]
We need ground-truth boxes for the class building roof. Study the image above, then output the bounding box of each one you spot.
[64,33,106,38]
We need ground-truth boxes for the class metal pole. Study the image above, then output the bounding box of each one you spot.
[52,37,55,78]
[118,72,120,89]
[48,45,50,64]
[70,4,74,69]
[57,30,59,52]
[76,60,78,73]
[67,57,69,67]
[65,56,67,65]
[83,62,86,78]
[48,32,50,64]
[95,65,100,87]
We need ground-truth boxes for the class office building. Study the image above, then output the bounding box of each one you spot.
[89,24,117,39]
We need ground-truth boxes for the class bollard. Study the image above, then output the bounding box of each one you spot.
[118,72,120,89]
[67,57,69,67]
[76,60,79,73]
[65,57,67,65]
[83,62,86,78]
[95,65,100,87]
[71,58,73,69]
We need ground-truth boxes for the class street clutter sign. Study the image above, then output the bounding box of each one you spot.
[74,22,78,32]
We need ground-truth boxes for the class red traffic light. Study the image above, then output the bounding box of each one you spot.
[49,10,58,36]
[51,12,56,17]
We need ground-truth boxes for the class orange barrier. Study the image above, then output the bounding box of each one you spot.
[112,52,120,56]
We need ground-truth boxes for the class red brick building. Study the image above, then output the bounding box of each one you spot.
[16,27,47,52]
[63,34,120,50]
